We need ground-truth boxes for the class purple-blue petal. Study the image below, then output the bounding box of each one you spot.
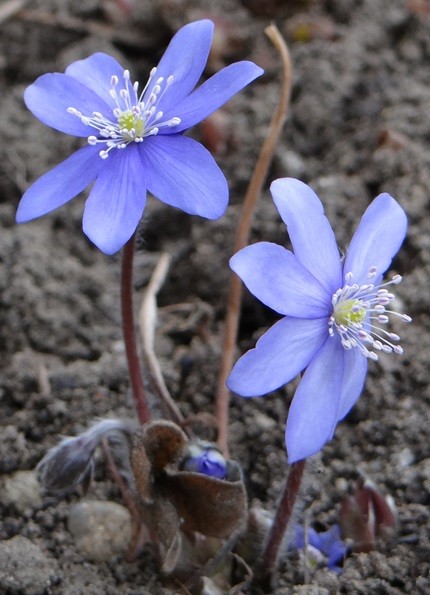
[294,524,347,572]
[326,542,347,573]
[336,346,368,421]
[16,145,102,222]
[171,61,264,133]
[318,525,347,557]
[294,525,313,549]
[315,525,341,553]
[227,317,328,397]
[343,193,407,286]
[140,135,228,219]
[286,335,344,463]
[65,52,126,109]
[270,178,342,294]
[195,451,227,479]
[82,145,146,254]
[230,242,332,318]
[24,73,113,136]
[146,20,214,117]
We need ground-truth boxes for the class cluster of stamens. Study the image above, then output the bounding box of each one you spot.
[67,67,181,159]
[328,266,411,361]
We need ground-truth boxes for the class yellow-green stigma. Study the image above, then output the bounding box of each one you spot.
[118,110,145,140]
[333,298,366,327]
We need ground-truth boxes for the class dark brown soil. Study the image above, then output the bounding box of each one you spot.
[0,0,429,593]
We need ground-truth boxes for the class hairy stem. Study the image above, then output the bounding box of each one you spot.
[252,459,306,591]
[215,25,293,456]
[121,235,151,424]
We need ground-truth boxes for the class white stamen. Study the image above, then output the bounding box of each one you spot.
[67,67,180,157]
[329,268,409,360]
[377,315,389,324]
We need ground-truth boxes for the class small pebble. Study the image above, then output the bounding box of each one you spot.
[0,470,42,513]
[68,500,132,562]
[254,411,277,430]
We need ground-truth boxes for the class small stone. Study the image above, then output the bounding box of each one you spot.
[0,470,42,513]
[253,412,277,430]
[0,536,58,595]
[276,149,307,179]
[68,500,132,562]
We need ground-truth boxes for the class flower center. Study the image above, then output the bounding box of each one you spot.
[333,298,366,327]
[117,109,145,139]
[328,267,411,361]
[67,67,181,159]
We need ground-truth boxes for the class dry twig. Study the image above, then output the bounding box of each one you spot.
[139,253,184,426]
[215,25,293,456]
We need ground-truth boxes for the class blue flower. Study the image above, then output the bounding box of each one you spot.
[294,524,348,573]
[227,178,410,463]
[16,20,263,254]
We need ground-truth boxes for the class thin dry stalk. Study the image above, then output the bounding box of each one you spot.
[215,25,293,456]
[139,253,184,426]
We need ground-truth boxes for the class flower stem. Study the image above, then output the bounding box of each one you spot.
[215,25,292,456]
[121,235,151,424]
[251,459,306,591]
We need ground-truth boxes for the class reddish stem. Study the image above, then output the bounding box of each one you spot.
[252,459,306,591]
[121,235,151,424]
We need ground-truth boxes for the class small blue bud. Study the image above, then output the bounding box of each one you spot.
[182,443,227,480]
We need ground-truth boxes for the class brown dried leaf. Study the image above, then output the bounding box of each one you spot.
[144,420,187,471]
[160,462,247,538]
[131,420,187,486]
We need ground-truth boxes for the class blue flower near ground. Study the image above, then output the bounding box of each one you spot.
[294,524,348,573]
[227,178,411,463]
[16,20,263,254]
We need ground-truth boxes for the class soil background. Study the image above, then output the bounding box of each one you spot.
[0,0,429,593]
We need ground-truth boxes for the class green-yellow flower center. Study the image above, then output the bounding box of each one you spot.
[333,298,366,326]
[118,110,144,139]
